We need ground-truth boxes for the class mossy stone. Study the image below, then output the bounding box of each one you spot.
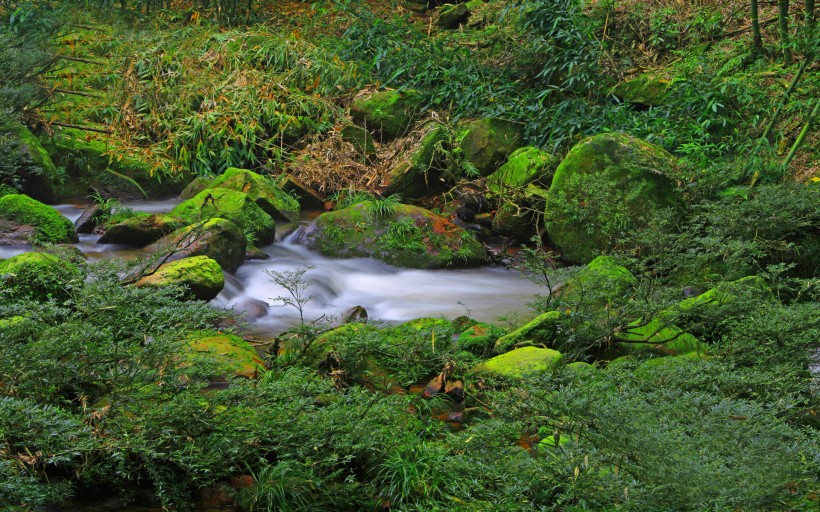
[350,89,424,140]
[491,202,537,242]
[208,168,299,221]
[382,122,448,198]
[147,217,247,273]
[460,118,523,176]
[171,188,276,245]
[438,3,469,28]
[186,332,265,379]
[0,252,83,301]
[98,214,183,246]
[614,318,706,356]
[6,122,61,203]
[478,346,563,378]
[559,255,637,306]
[0,194,78,244]
[486,147,558,194]
[179,176,214,200]
[135,255,224,301]
[457,322,506,357]
[610,75,671,107]
[299,201,486,269]
[544,132,681,264]
[494,310,562,353]
[341,124,376,156]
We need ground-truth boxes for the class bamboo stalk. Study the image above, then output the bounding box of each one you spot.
[783,99,819,167]
[761,57,810,140]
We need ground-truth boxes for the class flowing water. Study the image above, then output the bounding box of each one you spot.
[5,200,544,336]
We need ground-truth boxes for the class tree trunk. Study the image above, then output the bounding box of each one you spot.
[779,0,793,65]
[751,0,763,54]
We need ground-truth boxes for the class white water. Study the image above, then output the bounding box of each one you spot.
[4,200,545,336]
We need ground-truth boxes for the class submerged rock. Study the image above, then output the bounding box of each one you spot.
[545,132,681,263]
[299,201,486,269]
[0,194,78,244]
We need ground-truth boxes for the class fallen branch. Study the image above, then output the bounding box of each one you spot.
[49,121,111,134]
[52,88,104,99]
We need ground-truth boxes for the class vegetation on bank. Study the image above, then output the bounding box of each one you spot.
[0,0,818,510]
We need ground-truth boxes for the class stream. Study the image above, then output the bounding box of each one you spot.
[5,200,545,336]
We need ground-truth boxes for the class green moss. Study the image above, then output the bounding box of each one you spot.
[98,214,183,246]
[148,217,247,273]
[460,118,523,175]
[9,123,61,203]
[494,310,562,353]
[208,168,300,221]
[677,276,773,313]
[544,132,681,263]
[559,255,637,306]
[302,201,485,268]
[401,317,454,332]
[609,75,671,106]
[0,252,83,301]
[457,322,506,357]
[478,346,563,378]
[179,176,214,200]
[486,146,558,194]
[134,255,225,301]
[383,122,448,198]
[614,318,707,356]
[350,89,423,139]
[171,188,276,245]
[0,194,78,244]
[186,331,265,379]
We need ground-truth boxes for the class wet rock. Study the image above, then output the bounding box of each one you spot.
[341,305,368,324]
[134,255,224,301]
[350,89,424,140]
[278,174,326,210]
[207,167,300,221]
[179,176,213,200]
[146,217,247,273]
[0,194,78,244]
[97,214,182,246]
[74,204,105,234]
[171,188,276,245]
[234,298,269,320]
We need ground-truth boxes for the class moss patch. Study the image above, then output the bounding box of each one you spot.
[0,194,78,244]
[494,310,562,353]
[171,188,276,245]
[147,217,247,273]
[208,168,300,221]
[0,252,83,301]
[350,89,424,140]
[457,322,506,357]
[186,331,265,379]
[135,255,224,301]
[383,122,448,198]
[98,214,183,246]
[478,346,563,378]
[460,118,523,175]
[486,146,558,194]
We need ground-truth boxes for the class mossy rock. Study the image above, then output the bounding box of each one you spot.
[477,346,563,378]
[460,118,523,176]
[544,133,681,264]
[350,89,424,140]
[486,147,558,194]
[0,252,83,301]
[677,276,774,313]
[494,310,562,353]
[208,168,299,221]
[98,214,183,246]
[146,217,247,273]
[492,202,537,241]
[5,122,62,203]
[186,332,265,379]
[341,124,376,156]
[299,201,486,269]
[632,352,709,382]
[39,127,186,200]
[0,194,78,244]
[170,188,276,245]
[614,318,707,356]
[457,322,506,357]
[382,122,448,198]
[401,317,454,332]
[179,176,214,200]
[609,75,671,107]
[558,255,637,306]
[564,361,598,378]
[134,255,224,301]
[438,3,469,28]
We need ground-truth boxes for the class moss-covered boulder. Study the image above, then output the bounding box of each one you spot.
[350,89,424,140]
[5,123,62,203]
[438,3,469,28]
[382,122,448,198]
[207,168,300,221]
[341,124,376,156]
[491,183,548,241]
[558,256,637,306]
[486,147,558,194]
[494,310,563,353]
[0,252,83,301]
[170,188,276,245]
[460,118,523,176]
[185,332,264,379]
[97,214,183,246]
[146,218,247,273]
[179,176,213,200]
[299,201,486,268]
[614,318,706,356]
[134,255,224,301]
[457,322,506,357]
[609,75,671,107]
[0,194,78,244]
[544,133,681,264]
[477,346,563,378]
[39,127,184,199]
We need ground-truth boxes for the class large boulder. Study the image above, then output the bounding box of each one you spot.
[146,218,247,273]
[207,168,300,221]
[170,188,276,246]
[0,194,78,244]
[381,122,448,198]
[460,118,522,176]
[134,255,224,301]
[485,146,558,194]
[544,132,681,263]
[97,214,183,246]
[477,346,563,378]
[0,252,83,301]
[350,89,423,140]
[298,201,486,268]
[3,122,62,203]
